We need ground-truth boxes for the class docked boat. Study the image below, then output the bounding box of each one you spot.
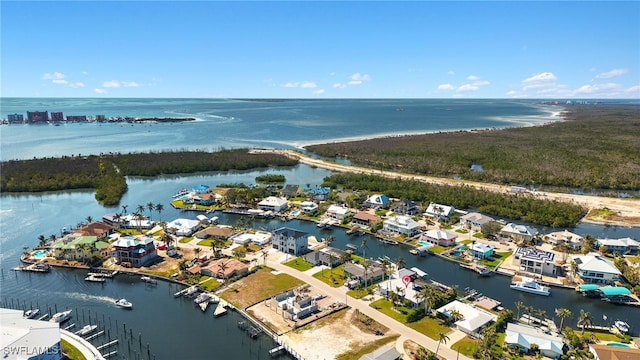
[460,262,492,277]
[345,243,358,251]
[194,292,211,304]
[140,275,157,285]
[614,320,630,334]
[199,301,209,312]
[85,274,106,283]
[510,276,550,296]
[23,309,40,319]
[50,310,72,323]
[115,298,133,309]
[380,238,399,245]
[75,324,98,336]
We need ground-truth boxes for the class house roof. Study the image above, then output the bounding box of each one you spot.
[366,194,389,205]
[501,223,536,236]
[194,226,233,239]
[425,202,454,216]
[597,237,640,248]
[353,211,379,222]
[327,205,349,215]
[273,227,307,239]
[424,229,457,241]
[359,345,401,360]
[460,212,494,225]
[505,323,564,355]
[436,300,497,334]
[470,242,494,253]
[589,343,640,360]
[259,196,288,207]
[384,215,420,228]
[573,255,622,275]
[76,222,113,236]
[343,262,385,279]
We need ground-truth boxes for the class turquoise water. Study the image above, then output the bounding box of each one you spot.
[291,210,301,216]
[606,343,630,348]
[417,241,433,247]
[31,249,47,259]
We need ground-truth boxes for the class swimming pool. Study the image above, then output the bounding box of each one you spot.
[291,210,301,216]
[417,241,433,247]
[606,343,630,348]
[31,250,48,259]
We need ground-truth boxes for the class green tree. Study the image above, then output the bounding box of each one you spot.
[155,203,164,222]
[556,308,572,330]
[577,310,592,335]
[435,332,450,358]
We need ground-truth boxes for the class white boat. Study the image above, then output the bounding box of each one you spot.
[510,276,550,296]
[199,301,209,312]
[50,310,72,323]
[194,292,211,304]
[115,298,133,309]
[140,275,157,284]
[75,324,98,336]
[214,300,228,317]
[614,320,630,334]
[184,286,198,297]
[85,274,106,283]
[24,309,40,319]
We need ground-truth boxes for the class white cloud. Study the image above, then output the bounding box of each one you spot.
[347,80,362,86]
[467,75,480,81]
[93,88,107,94]
[437,84,455,91]
[574,83,622,94]
[626,85,640,94]
[457,84,479,92]
[333,83,347,89]
[69,82,84,88]
[42,72,65,80]
[313,89,325,95]
[447,70,455,76]
[301,81,317,89]
[52,79,68,85]
[524,72,557,83]
[121,81,139,88]
[350,73,372,82]
[103,80,140,88]
[595,68,628,79]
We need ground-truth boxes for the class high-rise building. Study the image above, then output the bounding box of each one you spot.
[66,115,87,122]
[7,113,24,123]
[27,111,48,123]
[51,112,64,122]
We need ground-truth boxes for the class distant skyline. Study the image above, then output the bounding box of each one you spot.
[2,1,639,99]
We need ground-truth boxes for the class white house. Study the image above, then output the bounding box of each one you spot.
[258,196,289,213]
[596,237,639,255]
[272,227,308,255]
[364,194,389,209]
[383,215,421,237]
[436,300,497,336]
[424,202,455,220]
[1,308,62,360]
[460,212,494,231]
[572,254,622,284]
[166,218,201,237]
[500,223,536,243]
[325,205,350,221]
[421,229,457,247]
[544,230,584,249]
[298,201,318,214]
[512,247,557,276]
[469,242,495,259]
[505,323,564,359]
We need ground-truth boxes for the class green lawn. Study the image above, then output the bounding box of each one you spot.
[313,265,347,287]
[179,236,194,244]
[199,278,222,292]
[480,251,511,268]
[430,245,447,254]
[369,299,451,340]
[451,336,477,357]
[61,339,87,360]
[221,267,304,309]
[336,336,399,360]
[284,257,314,271]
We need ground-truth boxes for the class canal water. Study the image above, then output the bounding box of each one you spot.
[1,164,639,360]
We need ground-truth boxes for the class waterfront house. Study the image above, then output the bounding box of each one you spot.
[505,323,564,359]
[421,229,457,247]
[110,235,157,267]
[102,213,153,229]
[303,247,346,267]
[424,202,455,221]
[229,231,272,246]
[590,343,640,360]
[343,261,385,286]
[512,247,557,276]
[360,345,402,360]
[192,193,216,206]
[390,200,420,216]
[596,237,639,255]
[272,227,308,255]
[271,290,319,321]
[544,230,584,250]
[460,212,495,232]
[572,254,621,284]
[280,184,301,198]
[1,308,62,360]
[436,300,497,337]
[193,184,210,194]
[298,201,318,215]
[326,205,350,221]
[351,211,380,229]
[382,215,421,237]
[364,194,389,209]
[74,221,114,238]
[469,242,495,259]
[499,223,536,243]
[200,258,249,279]
[378,268,427,308]
[303,186,330,201]
[258,196,289,213]
[193,226,233,240]
[166,218,201,237]
[51,235,110,263]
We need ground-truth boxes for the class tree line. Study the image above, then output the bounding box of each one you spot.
[0,149,297,205]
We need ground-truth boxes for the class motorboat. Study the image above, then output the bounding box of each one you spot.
[85,274,106,283]
[23,309,40,319]
[75,324,98,336]
[115,298,133,309]
[510,276,550,296]
[50,310,72,323]
[194,292,211,304]
[140,275,157,284]
[614,320,630,334]
[199,301,209,312]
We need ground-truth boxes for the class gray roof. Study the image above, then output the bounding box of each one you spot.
[360,345,401,360]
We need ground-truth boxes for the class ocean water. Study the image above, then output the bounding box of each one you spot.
[1,98,639,359]
[0,98,564,160]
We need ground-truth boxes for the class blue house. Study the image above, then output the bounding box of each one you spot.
[469,242,494,259]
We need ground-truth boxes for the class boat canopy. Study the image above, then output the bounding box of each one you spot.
[578,284,600,291]
[599,286,631,296]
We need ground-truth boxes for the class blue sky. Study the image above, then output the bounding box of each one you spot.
[2,1,639,98]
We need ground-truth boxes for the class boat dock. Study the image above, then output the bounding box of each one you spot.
[12,263,51,273]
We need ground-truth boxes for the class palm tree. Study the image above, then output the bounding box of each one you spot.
[136,204,145,218]
[417,286,436,315]
[147,202,154,221]
[435,332,450,358]
[328,253,336,273]
[194,247,201,256]
[325,235,335,247]
[261,250,269,265]
[570,260,580,282]
[340,251,352,265]
[85,216,93,224]
[577,309,592,335]
[218,261,229,279]
[37,235,46,248]
[555,308,572,330]
[449,309,463,325]
[360,238,368,259]
[536,309,547,325]
[121,204,128,215]
[395,256,406,271]
[515,301,525,320]
[527,305,535,325]
[155,203,164,222]
[113,213,122,230]
[389,291,399,309]
[362,260,371,288]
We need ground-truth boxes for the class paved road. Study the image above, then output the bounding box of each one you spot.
[258,250,473,360]
[251,149,640,226]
